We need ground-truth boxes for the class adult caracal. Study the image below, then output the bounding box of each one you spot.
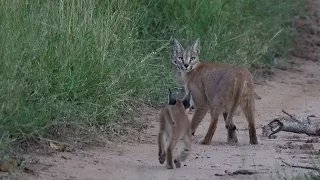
[171,52,261,110]
[158,89,192,169]
[170,38,259,145]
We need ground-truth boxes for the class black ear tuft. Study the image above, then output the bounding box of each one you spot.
[168,89,176,105]
[182,92,191,109]
[183,99,190,109]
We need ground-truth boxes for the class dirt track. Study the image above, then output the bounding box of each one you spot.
[3,1,320,180]
[16,57,320,180]
[10,57,320,180]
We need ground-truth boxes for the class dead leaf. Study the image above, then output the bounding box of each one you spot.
[49,142,68,152]
[49,142,60,150]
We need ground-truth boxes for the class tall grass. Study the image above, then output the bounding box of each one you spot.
[0,0,304,148]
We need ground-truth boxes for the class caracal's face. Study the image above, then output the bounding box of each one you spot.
[171,38,200,72]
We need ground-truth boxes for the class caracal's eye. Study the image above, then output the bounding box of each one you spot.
[178,57,183,61]
[174,60,177,64]
[190,57,196,61]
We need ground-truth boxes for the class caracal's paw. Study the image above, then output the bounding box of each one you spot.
[158,153,166,164]
[166,162,174,169]
[227,128,238,144]
[174,159,181,168]
[180,149,190,161]
[250,137,259,145]
[200,139,211,145]
[227,136,238,144]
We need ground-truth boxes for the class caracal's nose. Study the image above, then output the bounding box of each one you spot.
[184,64,189,68]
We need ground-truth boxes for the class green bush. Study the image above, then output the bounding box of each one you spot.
[0,0,304,143]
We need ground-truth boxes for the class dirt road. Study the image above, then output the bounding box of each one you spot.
[11,57,320,180]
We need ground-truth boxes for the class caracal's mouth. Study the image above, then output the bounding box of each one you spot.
[183,65,194,72]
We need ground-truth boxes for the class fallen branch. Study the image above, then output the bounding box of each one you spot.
[262,109,320,138]
[281,160,320,171]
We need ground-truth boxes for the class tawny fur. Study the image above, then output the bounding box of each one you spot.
[171,61,262,102]
[158,90,192,169]
[170,38,259,145]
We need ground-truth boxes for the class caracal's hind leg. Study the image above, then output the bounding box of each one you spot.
[158,114,166,164]
[166,138,178,169]
[225,106,239,144]
[174,156,181,168]
[241,97,259,145]
[180,132,192,161]
[201,106,223,145]
[158,132,166,164]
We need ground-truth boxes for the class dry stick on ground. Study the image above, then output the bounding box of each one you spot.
[262,109,320,138]
[281,160,320,171]
[281,109,299,121]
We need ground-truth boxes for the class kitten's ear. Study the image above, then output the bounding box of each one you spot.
[192,38,200,54]
[184,92,191,102]
[171,38,184,58]
[182,92,191,109]
[168,88,176,105]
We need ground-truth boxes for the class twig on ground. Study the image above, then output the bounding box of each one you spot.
[281,109,299,122]
[38,137,73,147]
[281,160,320,171]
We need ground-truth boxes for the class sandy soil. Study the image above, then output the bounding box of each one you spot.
[14,58,320,180]
[2,1,320,180]
[5,58,318,180]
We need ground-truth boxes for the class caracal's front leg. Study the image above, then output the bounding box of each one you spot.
[191,105,208,135]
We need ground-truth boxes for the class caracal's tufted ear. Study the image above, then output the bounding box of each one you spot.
[168,89,177,105]
[192,38,200,55]
[171,38,184,58]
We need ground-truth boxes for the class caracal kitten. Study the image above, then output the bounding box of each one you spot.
[158,89,192,169]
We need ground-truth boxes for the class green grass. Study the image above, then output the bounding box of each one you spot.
[0,0,304,151]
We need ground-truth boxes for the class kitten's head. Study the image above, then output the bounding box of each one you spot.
[168,89,191,111]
